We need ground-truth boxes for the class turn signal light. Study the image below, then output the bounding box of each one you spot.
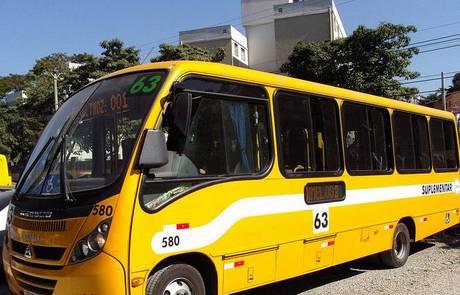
[132,277,145,288]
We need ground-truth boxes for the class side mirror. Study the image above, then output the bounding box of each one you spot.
[172,92,192,136]
[138,130,168,169]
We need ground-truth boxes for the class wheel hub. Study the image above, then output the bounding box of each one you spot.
[394,231,407,259]
[164,278,193,295]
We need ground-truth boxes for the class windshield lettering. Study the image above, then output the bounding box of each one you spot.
[16,71,166,201]
[88,98,106,117]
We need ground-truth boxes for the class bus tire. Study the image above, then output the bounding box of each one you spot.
[380,223,410,268]
[146,263,206,295]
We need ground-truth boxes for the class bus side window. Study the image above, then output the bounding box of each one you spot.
[393,112,430,173]
[276,91,341,176]
[430,118,459,171]
[342,103,392,173]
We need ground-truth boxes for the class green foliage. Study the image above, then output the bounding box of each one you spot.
[448,73,460,93]
[0,74,29,97]
[0,38,141,169]
[151,43,225,63]
[0,105,44,166]
[99,39,140,73]
[281,23,420,100]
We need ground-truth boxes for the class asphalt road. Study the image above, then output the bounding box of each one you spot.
[1,226,459,295]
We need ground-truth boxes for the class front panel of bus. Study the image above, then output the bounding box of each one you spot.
[3,70,167,295]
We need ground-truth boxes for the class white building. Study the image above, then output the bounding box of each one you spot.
[242,0,346,72]
[1,90,27,106]
[179,25,248,67]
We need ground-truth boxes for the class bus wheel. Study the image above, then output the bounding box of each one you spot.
[146,264,206,295]
[380,223,410,268]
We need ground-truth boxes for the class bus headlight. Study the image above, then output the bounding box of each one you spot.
[70,218,111,264]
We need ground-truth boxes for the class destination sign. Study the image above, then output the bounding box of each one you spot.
[304,182,346,204]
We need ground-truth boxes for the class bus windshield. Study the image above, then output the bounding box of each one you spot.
[17,71,166,198]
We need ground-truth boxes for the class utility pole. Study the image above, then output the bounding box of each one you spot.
[441,71,447,111]
[49,72,63,112]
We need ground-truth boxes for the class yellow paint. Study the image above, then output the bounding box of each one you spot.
[223,249,276,293]
[0,154,12,187]
[4,61,460,295]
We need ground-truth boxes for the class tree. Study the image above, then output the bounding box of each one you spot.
[448,72,460,93]
[98,39,140,73]
[63,53,102,93]
[281,23,420,100]
[65,39,140,92]
[0,74,29,97]
[0,39,142,169]
[151,43,225,63]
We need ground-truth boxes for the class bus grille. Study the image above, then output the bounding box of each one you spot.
[12,217,66,232]
[11,240,66,261]
[12,269,56,295]
[12,256,64,270]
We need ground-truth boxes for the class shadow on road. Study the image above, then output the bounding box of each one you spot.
[428,224,460,249]
[236,263,366,295]
[236,239,436,295]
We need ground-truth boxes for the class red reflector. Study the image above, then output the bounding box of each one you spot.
[176,223,190,230]
[389,225,394,229]
[234,260,245,267]
[328,241,335,246]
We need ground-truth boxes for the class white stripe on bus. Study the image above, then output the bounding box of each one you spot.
[152,180,459,254]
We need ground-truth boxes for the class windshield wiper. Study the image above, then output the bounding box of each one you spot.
[15,136,56,200]
[60,134,76,203]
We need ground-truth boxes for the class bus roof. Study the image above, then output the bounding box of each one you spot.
[102,61,455,121]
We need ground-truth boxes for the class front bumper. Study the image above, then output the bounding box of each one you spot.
[3,246,126,295]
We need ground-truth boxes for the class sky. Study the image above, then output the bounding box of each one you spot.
[0,0,459,94]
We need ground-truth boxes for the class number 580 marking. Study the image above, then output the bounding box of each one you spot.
[92,205,113,216]
[162,236,180,248]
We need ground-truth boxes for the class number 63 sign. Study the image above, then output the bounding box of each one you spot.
[313,207,330,233]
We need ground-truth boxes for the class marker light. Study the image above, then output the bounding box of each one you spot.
[70,218,111,264]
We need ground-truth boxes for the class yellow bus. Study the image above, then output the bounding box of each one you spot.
[3,61,460,295]
[0,154,12,190]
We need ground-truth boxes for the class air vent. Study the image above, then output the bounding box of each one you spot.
[12,217,66,232]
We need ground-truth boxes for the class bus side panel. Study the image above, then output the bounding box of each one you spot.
[130,171,458,295]
[415,209,459,241]
[222,249,276,294]
[333,224,394,265]
[275,241,304,281]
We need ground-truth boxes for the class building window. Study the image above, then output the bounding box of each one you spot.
[393,112,431,172]
[429,118,458,171]
[276,91,342,176]
[240,48,247,62]
[233,42,239,58]
[342,103,392,173]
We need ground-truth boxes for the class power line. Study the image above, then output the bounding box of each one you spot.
[141,47,157,64]
[400,75,454,85]
[136,3,280,49]
[419,43,460,54]
[409,33,460,46]
[137,0,295,55]
[137,18,460,52]
[139,0,358,62]
[418,21,460,32]
[418,89,441,94]
[252,40,460,74]
[418,37,460,48]
[398,70,459,82]
[137,2,458,67]
[394,89,439,97]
